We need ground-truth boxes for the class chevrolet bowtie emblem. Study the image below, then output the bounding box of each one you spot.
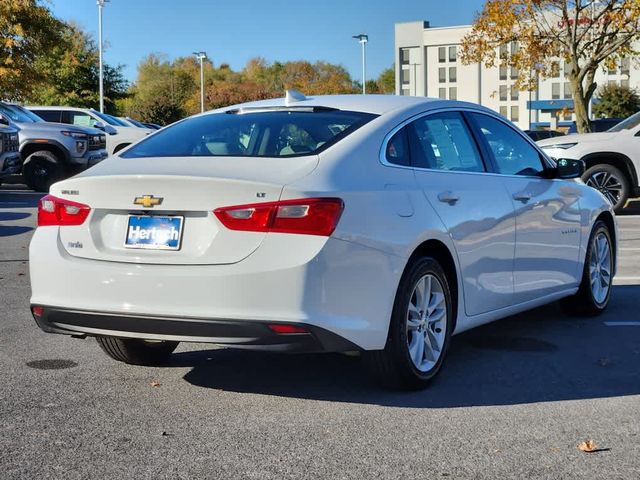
[133,195,163,208]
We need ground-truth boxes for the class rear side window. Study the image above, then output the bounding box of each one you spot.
[385,127,411,166]
[121,109,377,158]
[32,110,61,123]
[408,112,485,172]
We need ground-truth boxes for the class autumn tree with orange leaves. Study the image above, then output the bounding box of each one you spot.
[461,0,640,133]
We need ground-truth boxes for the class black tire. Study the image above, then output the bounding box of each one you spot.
[582,164,629,213]
[366,257,454,390]
[22,150,66,192]
[96,337,179,366]
[561,220,613,316]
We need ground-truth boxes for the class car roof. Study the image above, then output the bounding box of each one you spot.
[27,106,93,112]
[205,94,494,117]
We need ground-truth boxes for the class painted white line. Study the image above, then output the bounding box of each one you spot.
[619,247,640,251]
[614,276,640,281]
[604,322,640,327]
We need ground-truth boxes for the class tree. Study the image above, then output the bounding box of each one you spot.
[29,22,127,113]
[460,0,640,133]
[377,66,395,94]
[593,83,640,118]
[0,0,63,100]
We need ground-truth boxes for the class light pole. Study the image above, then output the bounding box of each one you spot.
[193,51,207,112]
[352,34,368,95]
[97,0,110,113]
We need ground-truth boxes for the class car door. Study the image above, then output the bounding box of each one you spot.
[468,112,582,304]
[406,111,517,316]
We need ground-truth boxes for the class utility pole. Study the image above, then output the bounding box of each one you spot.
[193,52,207,112]
[352,34,368,95]
[97,0,110,113]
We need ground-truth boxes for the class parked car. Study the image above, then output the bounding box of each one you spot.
[27,106,153,155]
[0,113,22,183]
[567,118,623,134]
[119,116,149,129]
[0,102,108,192]
[538,110,640,211]
[30,93,616,389]
[142,122,162,130]
[524,129,564,141]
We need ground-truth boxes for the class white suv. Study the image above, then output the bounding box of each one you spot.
[537,111,640,212]
[28,106,153,156]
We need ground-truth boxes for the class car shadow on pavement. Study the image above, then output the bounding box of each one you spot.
[178,285,640,408]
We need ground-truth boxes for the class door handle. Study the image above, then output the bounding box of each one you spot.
[513,192,532,203]
[438,191,460,205]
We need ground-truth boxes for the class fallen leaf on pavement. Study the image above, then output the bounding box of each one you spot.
[578,440,598,453]
[150,381,161,387]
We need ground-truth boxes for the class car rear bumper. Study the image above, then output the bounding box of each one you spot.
[29,227,405,350]
[30,306,359,353]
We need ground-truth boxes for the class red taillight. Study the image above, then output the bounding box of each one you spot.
[31,306,44,317]
[267,324,308,334]
[38,194,90,227]
[214,198,344,236]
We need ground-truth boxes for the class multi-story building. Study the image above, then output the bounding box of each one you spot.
[395,20,640,130]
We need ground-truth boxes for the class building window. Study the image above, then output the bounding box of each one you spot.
[449,67,457,83]
[563,83,572,99]
[499,85,508,101]
[621,78,630,89]
[449,87,457,100]
[400,88,410,96]
[438,47,446,63]
[552,83,560,99]
[499,65,508,81]
[510,41,518,55]
[401,69,410,85]
[499,106,508,118]
[510,87,519,101]
[400,48,410,66]
[621,57,630,76]
[563,109,572,121]
[448,46,457,62]
[551,62,560,78]
[564,62,572,77]
[511,106,519,122]
[499,44,508,58]
[439,67,446,83]
[510,67,519,79]
[608,80,617,86]
[439,88,446,99]
[608,64,617,75]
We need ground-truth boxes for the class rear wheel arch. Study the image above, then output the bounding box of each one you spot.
[581,152,637,190]
[406,239,459,331]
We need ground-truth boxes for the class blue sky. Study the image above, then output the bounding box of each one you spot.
[49,0,484,84]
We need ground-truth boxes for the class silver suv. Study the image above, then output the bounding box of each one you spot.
[0,114,21,182]
[0,102,108,192]
[28,106,152,155]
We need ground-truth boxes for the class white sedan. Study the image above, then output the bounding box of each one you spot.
[29,93,616,389]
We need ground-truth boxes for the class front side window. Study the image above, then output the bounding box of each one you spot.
[65,111,98,128]
[122,109,376,158]
[471,113,545,176]
[408,112,485,173]
[32,110,60,123]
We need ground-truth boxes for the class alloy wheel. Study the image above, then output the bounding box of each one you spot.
[589,232,612,305]
[406,274,447,372]
[585,171,623,207]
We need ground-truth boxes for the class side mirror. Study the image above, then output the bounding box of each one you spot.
[555,158,585,179]
[93,121,106,130]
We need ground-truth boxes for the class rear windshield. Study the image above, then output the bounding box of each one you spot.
[121,109,377,158]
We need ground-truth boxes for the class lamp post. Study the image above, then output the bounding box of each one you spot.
[97,0,110,113]
[352,34,368,95]
[193,51,207,113]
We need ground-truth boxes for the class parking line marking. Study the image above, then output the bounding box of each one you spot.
[604,322,640,327]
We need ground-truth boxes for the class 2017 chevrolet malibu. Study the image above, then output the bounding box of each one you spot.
[29,93,616,389]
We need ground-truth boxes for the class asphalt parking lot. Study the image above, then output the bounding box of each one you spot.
[1,185,639,479]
